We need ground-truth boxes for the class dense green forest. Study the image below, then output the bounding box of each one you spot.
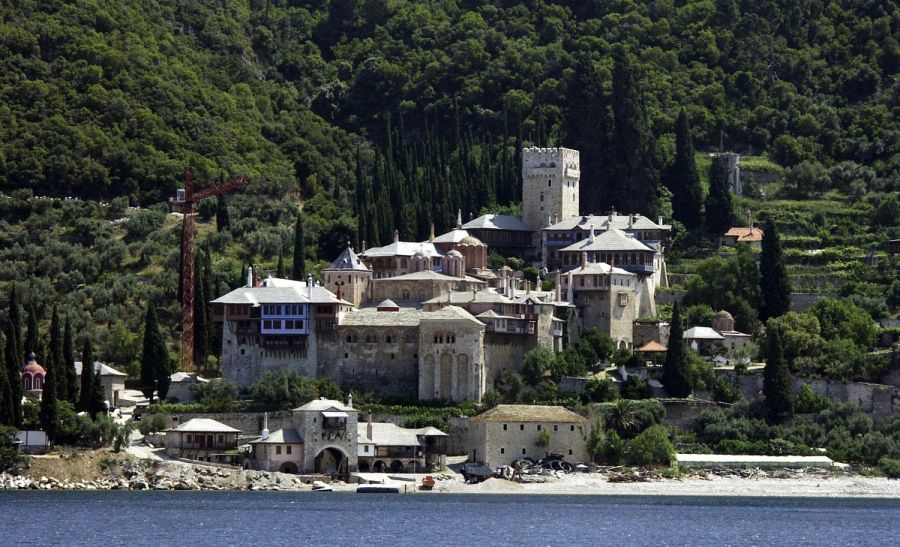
[0,1,897,375]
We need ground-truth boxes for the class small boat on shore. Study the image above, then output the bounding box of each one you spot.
[419,475,435,490]
[356,484,401,494]
[311,481,333,492]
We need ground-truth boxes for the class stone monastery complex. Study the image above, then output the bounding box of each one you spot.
[212,147,671,403]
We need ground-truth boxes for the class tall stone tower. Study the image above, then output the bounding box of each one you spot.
[522,147,580,234]
[323,243,371,307]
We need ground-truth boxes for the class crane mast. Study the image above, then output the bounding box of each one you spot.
[174,167,247,372]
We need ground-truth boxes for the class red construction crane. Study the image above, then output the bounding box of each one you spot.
[174,167,247,372]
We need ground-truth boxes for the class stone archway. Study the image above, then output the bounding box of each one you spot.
[279,462,298,474]
[390,460,404,473]
[315,446,348,475]
[373,460,387,472]
[358,460,370,472]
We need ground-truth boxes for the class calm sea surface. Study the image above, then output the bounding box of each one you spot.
[0,491,897,546]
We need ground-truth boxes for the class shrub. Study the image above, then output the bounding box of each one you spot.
[795,384,830,414]
[0,426,23,472]
[137,413,170,435]
[625,425,675,466]
[879,457,900,478]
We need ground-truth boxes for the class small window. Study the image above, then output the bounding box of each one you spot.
[276,446,282,455]
[554,425,558,432]
[568,449,573,456]
[500,448,505,454]
[186,434,192,444]
[364,445,370,453]
[344,353,349,358]
[503,424,508,431]
[537,425,541,431]
[570,425,575,432]
[287,446,292,455]
[520,424,524,431]
[521,448,526,455]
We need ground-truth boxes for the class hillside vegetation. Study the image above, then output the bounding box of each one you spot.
[0,0,897,374]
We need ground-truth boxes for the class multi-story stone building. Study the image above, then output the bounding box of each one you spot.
[521,147,580,249]
[560,258,637,347]
[468,404,589,469]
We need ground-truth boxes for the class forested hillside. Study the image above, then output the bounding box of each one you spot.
[0,1,897,374]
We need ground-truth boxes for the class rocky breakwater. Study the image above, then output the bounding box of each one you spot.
[1,461,344,492]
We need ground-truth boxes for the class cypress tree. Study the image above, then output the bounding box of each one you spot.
[704,158,735,235]
[563,55,610,215]
[215,194,230,232]
[193,249,210,369]
[140,303,166,403]
[276,254,285,278]
[40,341,58,439]
[661,301,692,397]
[291,213,306,280]
[0,334,14,426]
[48,307,64,401]
[759,218,791,322]
[78,338,95,413]
[63,316,77,403]
[25,305,38,357]
[5,287,23,427]
[763,329,794,423]
[609,47,660,216]
[669,110,704,230]
[90,363,107,418]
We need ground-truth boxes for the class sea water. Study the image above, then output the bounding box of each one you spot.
[1,491,897,546]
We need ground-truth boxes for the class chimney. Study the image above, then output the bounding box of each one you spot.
[658,216,663,226]
[581,251,588,270]
[253,269,260,288]
[367,413,373,441]
[457,209,462,228]
[261,412,269,441]
[362,240,367,253]
[393,229,400,243]
[628,214,634,228]
[526,279,531,295]
[555,270,561,301]
[429,223,435,242]
[246,266,253,288]
[307,274,314,297]
[347,392,353,408]
[589,223,595,244]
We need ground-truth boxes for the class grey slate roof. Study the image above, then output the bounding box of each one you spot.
[372,270,485,284]
[250,428,303,445]
[74,361,126,377]
[683,326,725,340]
[559,228,655,253]
[357,422,448,446]
[340,308,425,327]
[567,261,634,276]
[294,398,356,412]
[463,214,534,232]
[432,228,470,244]
[325,245,369,271]
[418,305,484,326]
[422,290,511,306]
[545,213,670,232]
[165,418,241,433]
[211,278,351,306]
[361,241,441,258]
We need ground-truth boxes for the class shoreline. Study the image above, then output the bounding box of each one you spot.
[4,464,899,498]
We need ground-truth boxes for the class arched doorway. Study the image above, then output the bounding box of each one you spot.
[390,460,404,473]
[279,462,298,474]
[315,447,347,475]
[358,461,370,472]
[373,460,387,472]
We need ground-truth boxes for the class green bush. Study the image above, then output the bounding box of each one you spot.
[137,413,170,435]
[0,426,23,472]
[625,425,675,467]
[878,457,900,478]
[795,384,830,414]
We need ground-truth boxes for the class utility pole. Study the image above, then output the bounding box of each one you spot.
[173,167,247,372]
